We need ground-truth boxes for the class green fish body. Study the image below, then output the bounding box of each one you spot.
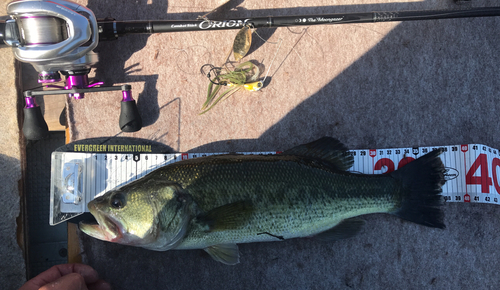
[80,137,445,265]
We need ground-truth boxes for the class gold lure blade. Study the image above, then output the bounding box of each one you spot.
[233,26,252,61]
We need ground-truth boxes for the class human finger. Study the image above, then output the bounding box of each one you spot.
[54,263,100,284]
[88,279,113,290]
[19,264,100,290]
[38,273,88,290]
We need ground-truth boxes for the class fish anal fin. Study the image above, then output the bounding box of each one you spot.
[281,137,353,171]
[204,244,240,265]
[315,218,366,242]
[196,200,253,232]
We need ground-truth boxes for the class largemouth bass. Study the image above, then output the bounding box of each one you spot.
[80,137,445,265]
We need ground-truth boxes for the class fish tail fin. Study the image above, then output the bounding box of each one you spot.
[389,149,446,229]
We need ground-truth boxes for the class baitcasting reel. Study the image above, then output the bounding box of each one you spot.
[2,0,142,140]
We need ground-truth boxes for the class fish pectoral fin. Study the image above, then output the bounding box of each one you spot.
[280,137,353,171]
[196,200,253,232]
[204,244,240,265]
[314,218,366,242]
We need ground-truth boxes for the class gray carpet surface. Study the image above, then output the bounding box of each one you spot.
[58,0,500,289]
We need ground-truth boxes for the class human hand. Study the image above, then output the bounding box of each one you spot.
[19,263,111,290]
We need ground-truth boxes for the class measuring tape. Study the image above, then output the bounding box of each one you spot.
[49,143,500,225]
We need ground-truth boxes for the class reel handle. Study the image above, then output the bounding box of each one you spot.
[23,106,49,140]
[119,85,142,132]
[23,84,143,137]
[119,101,142,132]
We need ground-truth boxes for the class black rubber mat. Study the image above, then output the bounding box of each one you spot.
[25,131,67,279]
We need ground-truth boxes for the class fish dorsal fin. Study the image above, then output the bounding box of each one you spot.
[281,137,354,171]
[196,200,254,232]
[314,218,366,242]
[204,244,240,265]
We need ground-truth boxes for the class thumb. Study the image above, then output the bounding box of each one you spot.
[39,273,89,290]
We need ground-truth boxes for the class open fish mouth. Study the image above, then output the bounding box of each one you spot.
[79,206,122,242]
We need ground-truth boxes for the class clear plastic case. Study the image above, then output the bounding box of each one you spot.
[50,153,87,225]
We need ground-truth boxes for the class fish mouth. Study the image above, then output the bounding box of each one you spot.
[79,205,123,242]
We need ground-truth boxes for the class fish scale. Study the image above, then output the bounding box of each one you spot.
[149,155,401,249]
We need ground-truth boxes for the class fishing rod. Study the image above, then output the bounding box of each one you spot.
[1,0,500,140]
[99,7,500,37]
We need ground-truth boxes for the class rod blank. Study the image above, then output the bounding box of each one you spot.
[96,7,500,37]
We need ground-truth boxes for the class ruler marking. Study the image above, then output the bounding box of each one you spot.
[464,146,469,194]
[52,143,500,213]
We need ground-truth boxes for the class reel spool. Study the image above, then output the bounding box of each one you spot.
[17,16,68,46]
[3,0,142,140]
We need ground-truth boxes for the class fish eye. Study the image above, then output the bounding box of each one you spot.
[110,193,126,209]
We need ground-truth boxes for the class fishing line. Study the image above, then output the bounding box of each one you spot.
[269,28,308,79]
[200,23,283,86]
[236,22,284,86]
[261,37,283,85]
[25,85,46,91]
[246,23,280,45]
